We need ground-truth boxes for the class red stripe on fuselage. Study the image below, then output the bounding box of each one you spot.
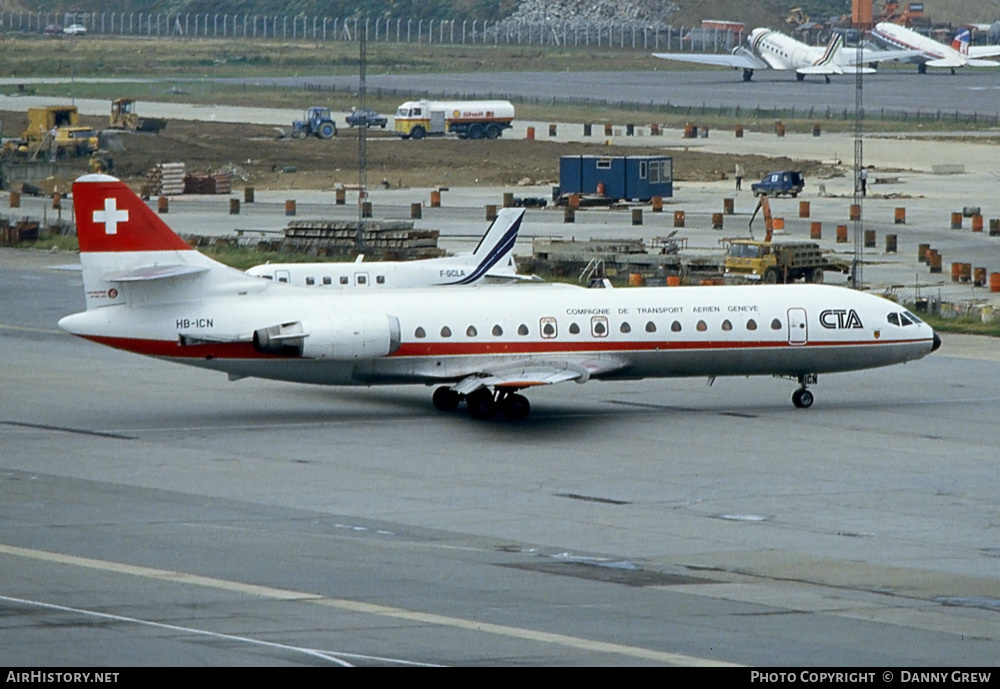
[80,335,278,359]
[78,334,933,360]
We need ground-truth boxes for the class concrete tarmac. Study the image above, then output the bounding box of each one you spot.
[2,70,999,666]
[1,250,999,666]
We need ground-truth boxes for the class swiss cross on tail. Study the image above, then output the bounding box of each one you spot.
[93,198,128,235]
[72,174,192,253]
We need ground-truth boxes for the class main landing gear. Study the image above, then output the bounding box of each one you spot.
[433,386,531,420]
[791,374,817,409]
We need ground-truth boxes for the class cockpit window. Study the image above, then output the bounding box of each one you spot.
[899,313,914,326]
[904,311,923,325]
[887,313,900,326]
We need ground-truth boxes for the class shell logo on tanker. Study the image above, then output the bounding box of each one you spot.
[453,109,494,118]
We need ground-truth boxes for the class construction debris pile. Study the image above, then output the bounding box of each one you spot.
[504,0,678,24]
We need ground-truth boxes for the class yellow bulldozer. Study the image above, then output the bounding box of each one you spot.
[109,99,167,134]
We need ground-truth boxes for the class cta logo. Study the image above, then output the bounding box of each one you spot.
[820,309,863,329]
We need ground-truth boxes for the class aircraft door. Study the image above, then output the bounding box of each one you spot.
[275,269,290,284]
[787,308,808,345]
[354,272,370,287]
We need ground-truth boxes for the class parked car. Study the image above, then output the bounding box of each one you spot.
[63,24,87,35]
[43,24,63,37]
[751,170,805,198]
[345,109,387,129]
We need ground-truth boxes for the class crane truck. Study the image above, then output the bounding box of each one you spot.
[393,100,514,140]
[724,194,850,284]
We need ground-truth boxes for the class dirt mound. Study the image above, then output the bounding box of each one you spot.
[2,109,833,192]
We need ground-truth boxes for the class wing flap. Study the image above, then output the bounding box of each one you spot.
[453,357,628,395]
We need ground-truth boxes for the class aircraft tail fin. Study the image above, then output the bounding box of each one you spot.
[71,174,252,310]
[815,32,844,67]
[951,28,971,56]
[457,207,524,284]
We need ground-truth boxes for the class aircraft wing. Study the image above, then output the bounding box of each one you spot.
[850,47,924,65]
[652,50,768,70]
[452,357,628,395]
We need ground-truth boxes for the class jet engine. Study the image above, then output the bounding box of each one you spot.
[253,314,400,360]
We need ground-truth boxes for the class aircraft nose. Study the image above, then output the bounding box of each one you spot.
[931,332,942,352]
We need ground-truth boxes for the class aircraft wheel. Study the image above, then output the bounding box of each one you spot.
[467,389,497,420]
[792,388,814,409]
[432,386,460,412]
[501,393,530,420]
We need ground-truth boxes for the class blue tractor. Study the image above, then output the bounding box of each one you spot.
[291,107,338,139]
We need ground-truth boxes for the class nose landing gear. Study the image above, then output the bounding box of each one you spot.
[791,373,817,408]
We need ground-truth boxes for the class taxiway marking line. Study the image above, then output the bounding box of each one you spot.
[0,542,742,666]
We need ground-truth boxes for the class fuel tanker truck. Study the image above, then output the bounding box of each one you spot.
[393,99,514,140]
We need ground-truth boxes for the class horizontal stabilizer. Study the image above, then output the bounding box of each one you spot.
[966,58,1000,67]
[926,58,966,68]
[101,264,209,282]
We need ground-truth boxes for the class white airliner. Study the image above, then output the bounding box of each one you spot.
[654,28,915,82]
[872,23,1000,73]
[59,175,941,419]
[246,207,527,288]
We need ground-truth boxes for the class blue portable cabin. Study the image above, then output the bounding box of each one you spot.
[558,155,673,201]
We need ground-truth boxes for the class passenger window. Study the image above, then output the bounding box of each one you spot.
[357,275,367,285]
[518,324,529,336]
[747,319,757,331]
[671,320,682,332]
[591,316,608,337]
[377,275,385,284]
[569,323,580,335]
[466,325,478,337]
[305,277,315,286]
[620,322,631,334]
[323,276,332,285]
[414,327,426,338]
[722,319,733,331]
[339,276,349,285]
[645,321,657,333]
[696,320,707,332]
[492,324,503,336]
[771,319,782,330]
[440,326,452,338]
[540,317,557,339]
